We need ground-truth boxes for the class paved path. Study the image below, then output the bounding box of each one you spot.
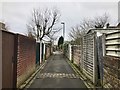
[28,51,87,88]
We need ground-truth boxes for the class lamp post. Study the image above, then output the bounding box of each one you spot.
[61,22,65,40]
[61,22,65,53]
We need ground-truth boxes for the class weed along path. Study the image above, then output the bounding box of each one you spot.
[27,51,87,88]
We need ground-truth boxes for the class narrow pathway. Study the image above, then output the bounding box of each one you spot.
[28,51,87,88]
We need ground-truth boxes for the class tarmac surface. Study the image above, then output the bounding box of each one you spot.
[28,51,87,88]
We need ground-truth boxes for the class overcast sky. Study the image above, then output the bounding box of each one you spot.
[0,0,119,43]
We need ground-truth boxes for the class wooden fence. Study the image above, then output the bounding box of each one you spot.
[72,45,81,67]
[64,44,72,61]
[82,32,100,85]
[103,30,120,88]
[64,29,120,87]
[64,31,103,85]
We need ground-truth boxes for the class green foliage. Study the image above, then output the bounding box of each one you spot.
[58,36,64,47]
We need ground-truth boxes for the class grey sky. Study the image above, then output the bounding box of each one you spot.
[0,1,119,42]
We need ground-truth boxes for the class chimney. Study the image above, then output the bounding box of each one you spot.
[0,22,6,30]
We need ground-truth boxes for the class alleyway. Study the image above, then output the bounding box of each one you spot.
[28,51,87,88]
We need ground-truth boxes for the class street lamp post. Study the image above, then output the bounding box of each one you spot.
[61,22,65,40]
[61,22,65,53]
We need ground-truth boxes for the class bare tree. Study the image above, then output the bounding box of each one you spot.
[27,7,61,41]
[69,25,84,44]
[94,13,109,28]
[69,13,110,44]
[69,25,81,40]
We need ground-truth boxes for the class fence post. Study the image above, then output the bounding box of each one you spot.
[43,43,46,60]
[69,44,72,61]
[93,32,98,85]
[102,33,106,57]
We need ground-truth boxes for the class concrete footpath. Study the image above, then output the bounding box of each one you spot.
[25,51,88,88]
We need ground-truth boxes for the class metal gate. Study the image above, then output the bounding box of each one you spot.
[41,43,44,61]
[36,43,40,65]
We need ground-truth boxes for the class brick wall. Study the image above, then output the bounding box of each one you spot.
[17,34,36,87]
[103,56,120,88]
[45,44,52,60]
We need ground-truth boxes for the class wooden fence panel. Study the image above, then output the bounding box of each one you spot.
[105,30,120,57]
[103,30,120,88]
[72,45,81,67]
[82,32,98,84]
